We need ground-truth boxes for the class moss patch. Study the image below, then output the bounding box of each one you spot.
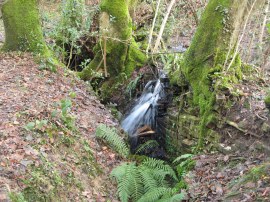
[79,0,146,100]
[1,0,49,55]
[178,0,245,149]
[265,93,270,109]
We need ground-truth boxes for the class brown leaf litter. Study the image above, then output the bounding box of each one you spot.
[0,53,121,201]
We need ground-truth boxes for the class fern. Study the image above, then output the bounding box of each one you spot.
[111,162,143,202]
[111,157,182,202]
[137,187,176,202]
[157,192,185,202]
[172,154,193,165]
[135,140,159,154]
[95,124,130,157]
[138,166,159,192]
[110,162,129,183]
[130,166,144,201]
[142,158,178,181]
[174,155,195,178]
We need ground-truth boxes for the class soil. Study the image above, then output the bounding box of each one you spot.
[0,0,269,201]
[0,53,121,201]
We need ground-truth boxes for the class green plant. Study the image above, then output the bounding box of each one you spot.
[46,0,95,67]
[126,74,143,99]
[18,159,63,201]
[173,154,195,189]
[174,154,195,177]
[37,56,57,72]
[60,98,76,130]
[111,158,184,202]
[95,124,130,157]
[24,119,48,131]
[135,140,159,154]
[9,192,27,202]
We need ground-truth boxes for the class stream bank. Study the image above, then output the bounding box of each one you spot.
[0,53,121,201]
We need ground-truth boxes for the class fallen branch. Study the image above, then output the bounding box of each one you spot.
[226,120,262,138]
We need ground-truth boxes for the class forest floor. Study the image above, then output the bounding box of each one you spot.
[0,1,270,202]
[0,55,269,202]
[0,53,121,201]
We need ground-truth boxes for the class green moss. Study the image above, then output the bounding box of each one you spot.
[100,0,131,36]
[125,39,147,76]
[178,0,244,149]
[1,0,49,55]
[80,0,146,79]
[79,0,146,100]
[265,94,270,108]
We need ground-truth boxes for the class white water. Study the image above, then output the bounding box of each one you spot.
[121,75,166,139]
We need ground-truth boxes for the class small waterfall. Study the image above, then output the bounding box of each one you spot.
[121,71,170,152]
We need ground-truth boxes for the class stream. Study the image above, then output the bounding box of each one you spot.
[121,70,170,154]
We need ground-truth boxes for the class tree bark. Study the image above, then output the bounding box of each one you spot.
[78,0,146,98]
[177,0,251,148]
[79,0,146,79]
[1,0,48,54]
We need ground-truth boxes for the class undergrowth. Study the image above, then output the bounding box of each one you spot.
[95,123,195,202]
[42,0,97,69]
[9,95,100,201]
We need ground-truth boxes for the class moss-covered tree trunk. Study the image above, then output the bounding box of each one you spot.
[79,0,146,99]
[178,0,251,148]
[1,0,48,54]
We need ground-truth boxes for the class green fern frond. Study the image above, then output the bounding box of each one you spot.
[142,158,178,181]
[110,163,129,183]
[138,166,159,192]
[173,154,193,165]
[160,187,178,199]
[95,124,130,157]
[135,140,159,154]
[118,163,136,202]
[137,187,175,202]
[138,165,169,188]
[146,166,170,187]
[157,192,185,202]
[130,167,144,201]
[111,162,144,202]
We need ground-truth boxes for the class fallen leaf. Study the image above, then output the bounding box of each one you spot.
[216,184,223,196]
[224,155,229,162]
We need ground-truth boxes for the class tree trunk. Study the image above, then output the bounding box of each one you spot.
[177,0,251,148]
[78,0,146,99]
[1,0,48,54]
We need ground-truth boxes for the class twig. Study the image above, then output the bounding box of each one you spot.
[146,0,161,55]
[259,0,270,46]
[255,112,268,121]
[89,57,104,82]
[67,40,74,69]
[227,0,258,71]
[226,120,262,138]
[227,131,232,138]
[103,36,108,77]
[153,0,176,53]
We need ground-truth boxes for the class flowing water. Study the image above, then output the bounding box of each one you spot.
[121,71,169,149]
